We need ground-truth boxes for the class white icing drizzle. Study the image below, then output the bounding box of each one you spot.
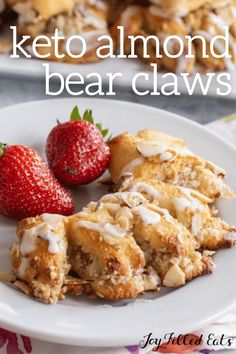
[160,151,173,162]
[178,187,212,204]
[121,6,141,26]
[20,214,64,256]
[84,15,106,30]
[153,206,173,221]
[20,228,39,256]
[173,187,204,236]
[17,258,29,279]
[63,30,106,54]
[41,214,63,228]
[120,157,145,177]
[38,231,63,254]
[133,206,161,225]
[76,211,90,218]
[76,221,127,239]
[131,182,161,200]
[195,24,236,72]
[75,2,107,29]
[136,143,167,158]
[136,141,193,160]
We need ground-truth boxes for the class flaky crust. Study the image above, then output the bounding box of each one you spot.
[132,203,198,256]
[117,175,236,250]
[153,251,213,287]
[7,0,75,20]
[67,203,147,300]
[108,130,235,200]
[11,0,109,63]
[91,192,214,288]
[12,214,70,304]
[150,0,232,17]
[112,5,196,74]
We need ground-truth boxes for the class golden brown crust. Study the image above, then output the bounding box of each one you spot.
[150,0,232,17]
[10,0,109,64]
[132,203,198,256]
[7,122,236,303]
[67,202,147,300]
[7,0,74,19]
[12,214,70,304]
[153,252,213,287]
[117,175,236,250]
[108,130,235,200]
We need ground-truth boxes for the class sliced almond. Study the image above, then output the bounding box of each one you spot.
[163,264,186,287]
[14,281,31,295]
[0,272,16,283]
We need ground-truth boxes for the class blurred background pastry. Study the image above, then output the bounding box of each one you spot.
[149,0,232,17]
[0,0,235,72]
[7,0,110,63]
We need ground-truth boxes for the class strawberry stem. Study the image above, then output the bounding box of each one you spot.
[69,106,111,140]
[0,143,6,157]
[70,106,82,121]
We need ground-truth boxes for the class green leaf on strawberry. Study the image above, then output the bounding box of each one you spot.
[70,106,81,121]
[0,143,6,157]
[69,106,111,140]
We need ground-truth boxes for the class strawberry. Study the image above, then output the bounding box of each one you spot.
[0,143,74,219]
[46,107,111,186]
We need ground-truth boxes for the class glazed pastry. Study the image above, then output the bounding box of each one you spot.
[10,0,110,63]
[112,5,195,73]
[185,8,236,72]
[111,6,145,58]
[117,175,236,249]
[144,6,196,74]
[149,0,232,17]
[108,129,235,200]
[98,192,213,287]
[67,194,160,300]
[6,0,74,19]
[11,213,72,304]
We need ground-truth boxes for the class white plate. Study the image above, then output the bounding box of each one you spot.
[1,54,236,98]
[0,98,236,347]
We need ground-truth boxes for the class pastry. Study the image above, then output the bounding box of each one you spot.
[149,0,232,17]
[67,194,159,299]
[9,0,110,63]
[112,5,195,73]
[4,122,235,303]
[144,6,196,73]
[117,175,236,249]
[185,7,236,72]
[108,129,235,200]
[97,192,213,287]
[11,213,72,304]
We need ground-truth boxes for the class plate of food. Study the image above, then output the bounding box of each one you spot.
[0,98,236,347]
[0,0,236,97]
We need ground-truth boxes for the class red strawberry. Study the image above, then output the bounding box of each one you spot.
[46,107,111,186]
[0,143,74,219]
